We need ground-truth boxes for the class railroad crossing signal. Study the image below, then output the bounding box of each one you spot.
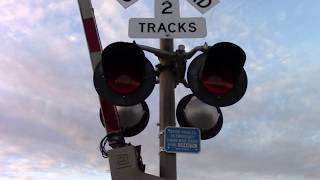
[93,42,156,106]
[94,40,247,140]
[79,1,248,180]
[187,42,247,107]
[174,42,246,140]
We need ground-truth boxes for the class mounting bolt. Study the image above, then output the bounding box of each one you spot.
[178,44,185,51]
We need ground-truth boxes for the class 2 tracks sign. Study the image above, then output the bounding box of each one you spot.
[117,0,219,38]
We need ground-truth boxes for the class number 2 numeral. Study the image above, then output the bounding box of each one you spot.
[162,1,173,14]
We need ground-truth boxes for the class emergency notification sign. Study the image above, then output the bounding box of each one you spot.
[164,127,201,153]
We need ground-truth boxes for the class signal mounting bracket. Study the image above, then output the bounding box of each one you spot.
[138,42,210,87]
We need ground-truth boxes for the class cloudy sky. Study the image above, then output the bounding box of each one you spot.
[1,0,320,179]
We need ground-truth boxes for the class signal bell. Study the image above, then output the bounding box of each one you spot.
[100,101,150,137]
[176,94,223,140]
[187,42,248,107]
[94,42,156,106]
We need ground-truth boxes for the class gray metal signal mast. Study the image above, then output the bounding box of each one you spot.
[78,0,247,180]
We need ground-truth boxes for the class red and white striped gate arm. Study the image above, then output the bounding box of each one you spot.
[78,0,120,134]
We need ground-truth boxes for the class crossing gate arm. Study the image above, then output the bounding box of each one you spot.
[78,0,121,134]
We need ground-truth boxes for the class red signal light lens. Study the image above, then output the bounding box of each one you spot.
[107,75,141,94]
[202,75,234,95]
[106,66,143,94]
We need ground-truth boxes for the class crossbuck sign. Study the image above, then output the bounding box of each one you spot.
[117,0,219,39]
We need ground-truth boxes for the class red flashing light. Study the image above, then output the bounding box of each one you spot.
[105,62,144,94]
[202,75,234,95]
[94,42,156,106]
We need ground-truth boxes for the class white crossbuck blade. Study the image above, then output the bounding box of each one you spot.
[116,0,139,9]
[117,0,220,14]
[187,0,220,14]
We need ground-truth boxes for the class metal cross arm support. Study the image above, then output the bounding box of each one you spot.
[184,43,210,59]
[137,42,210,62]
[137,42,210,87]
